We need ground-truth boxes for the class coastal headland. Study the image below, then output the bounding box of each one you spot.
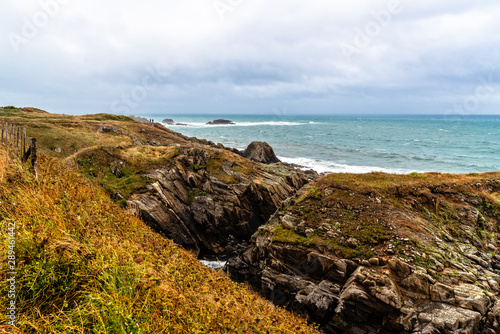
[1,106,499,333]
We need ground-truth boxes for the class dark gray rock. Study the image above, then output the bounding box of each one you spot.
[206,119,235,125]
[162,118,174,124]
[241,141,280,164]
[127,146,308,256]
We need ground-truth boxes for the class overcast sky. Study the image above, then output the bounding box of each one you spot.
[1,0,499,115]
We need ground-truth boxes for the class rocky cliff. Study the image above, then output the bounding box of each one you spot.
[73,143,315,257]
[227,172,500,333]
[127,146,315,256]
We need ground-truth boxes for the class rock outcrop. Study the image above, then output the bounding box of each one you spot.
[227,172,500,333]
[206,119,235,125]
[126,146,313,256]
[241,141,281,164]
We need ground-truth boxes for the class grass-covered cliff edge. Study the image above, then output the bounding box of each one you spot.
[227,172,500,333]
[0,149,319,333]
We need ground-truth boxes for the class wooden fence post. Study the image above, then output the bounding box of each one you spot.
[11,124,14,155]
[18,127,22,160]
[12,124,16,157]
[9,123,13,154]
[0,122,37,178]
[31,138,38,180]
[5,123,9,152]
[15,126,18,159]
[22,128,26,162]
[13,125,16,157]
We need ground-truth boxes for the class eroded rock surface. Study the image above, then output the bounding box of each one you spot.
[227,173,500,333]
[126,146,312,256]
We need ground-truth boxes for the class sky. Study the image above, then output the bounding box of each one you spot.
[1,0,499,116]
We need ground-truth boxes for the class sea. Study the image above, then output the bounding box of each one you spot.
[146,114,500,175]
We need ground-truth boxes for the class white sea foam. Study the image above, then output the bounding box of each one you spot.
[279,156,413,174]
[199,259,227,270]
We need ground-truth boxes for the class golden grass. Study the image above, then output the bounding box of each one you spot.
[1,107,188,159]
[0,150,8,182]
[321,171,499,193]
[0,150,319,333]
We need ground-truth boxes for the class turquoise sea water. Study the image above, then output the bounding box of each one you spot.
[147,115,500,174]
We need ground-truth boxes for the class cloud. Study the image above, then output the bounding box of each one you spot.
[0,0,499,115]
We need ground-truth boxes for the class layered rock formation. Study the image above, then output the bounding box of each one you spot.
[125,146,313,256]
[227,172,500,333]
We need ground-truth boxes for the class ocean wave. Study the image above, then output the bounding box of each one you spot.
[199,259,227,270]
[163,121,305,128]
[279,156,413,174]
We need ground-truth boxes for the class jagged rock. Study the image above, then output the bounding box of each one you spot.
[162,118,174,124]
[488,299,500,332]
[453,283,491,315]
[345,237,359,249]
[127,146,309,256]
[110,160,125,178]
[225,171,500,333]
[305,228,315,238]
[294,280,339,320]
[430,283,455,303]
[281,214,298,230]
[241,141,280,164]
[416,302,481,333]
[400,271,431,297]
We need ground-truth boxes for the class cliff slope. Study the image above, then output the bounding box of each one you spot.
[0,148,319,333]
[227,172,500,333]
[71,144,313,256]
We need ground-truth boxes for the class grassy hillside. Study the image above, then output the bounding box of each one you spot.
[0,149,319,333]
[0,106,189,159]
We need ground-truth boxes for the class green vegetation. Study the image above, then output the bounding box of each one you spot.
[306,187,322,200]
[0,149,319,333]
[272,225,315,247]
[73,146,181,204]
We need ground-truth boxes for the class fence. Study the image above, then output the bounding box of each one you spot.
[1,122,38,178]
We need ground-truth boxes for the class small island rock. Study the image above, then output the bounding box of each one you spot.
[163,118,174,124]
[206,119,235,125]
